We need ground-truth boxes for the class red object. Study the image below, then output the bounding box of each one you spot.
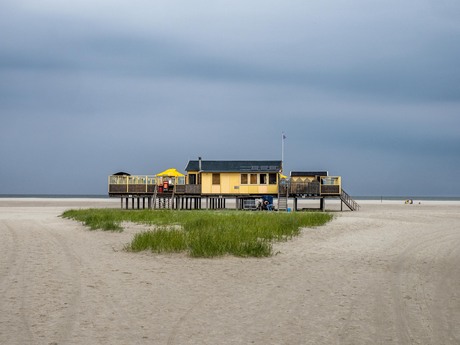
[158,186,163,193]
[163,181,169,190]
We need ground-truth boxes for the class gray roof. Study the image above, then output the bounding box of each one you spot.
[185,160,282,173]
[112,171,131,176]
[291,171,328,177]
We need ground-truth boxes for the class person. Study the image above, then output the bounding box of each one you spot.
[255,198,263,210]
[264,200,274,211]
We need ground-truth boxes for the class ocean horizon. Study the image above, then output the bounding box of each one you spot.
[1,194,460,201]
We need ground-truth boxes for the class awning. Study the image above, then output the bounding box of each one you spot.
[155,168,185,177]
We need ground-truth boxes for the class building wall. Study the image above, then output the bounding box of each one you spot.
[200,172,278,195]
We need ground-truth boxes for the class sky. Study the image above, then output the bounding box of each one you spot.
[1,0,459,196]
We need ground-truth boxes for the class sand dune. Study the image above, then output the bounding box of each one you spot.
[1,198,459,344]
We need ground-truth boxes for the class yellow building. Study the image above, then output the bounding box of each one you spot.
[289,171,341,195]
[184,159,282,196]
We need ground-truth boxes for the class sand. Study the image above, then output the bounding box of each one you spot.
[1,198,459,345]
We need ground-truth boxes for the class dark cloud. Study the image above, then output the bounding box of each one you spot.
[1,0,459,195]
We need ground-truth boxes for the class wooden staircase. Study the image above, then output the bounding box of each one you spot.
[152,184,158,208]
[340,190,360,211]
[152,185,176,209]
[277,183,289,211]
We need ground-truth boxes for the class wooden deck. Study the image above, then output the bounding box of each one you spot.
[108,175,359,211]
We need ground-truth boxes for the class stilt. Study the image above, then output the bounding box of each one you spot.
[320,198,325,211]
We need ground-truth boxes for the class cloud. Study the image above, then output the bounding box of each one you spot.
[1,0,459,195]
[3,0,460,101]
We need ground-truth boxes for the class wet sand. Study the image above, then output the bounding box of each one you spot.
[1,198,459,344]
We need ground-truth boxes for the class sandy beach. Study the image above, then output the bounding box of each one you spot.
[1,198,459,345]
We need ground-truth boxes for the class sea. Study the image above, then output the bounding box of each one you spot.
[0,194,109,199]
[354,196,460,202]
[1,194,459,201]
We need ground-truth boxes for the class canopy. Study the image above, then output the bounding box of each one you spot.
[280,173,288,179]
[156,168,185,177]
[112,171,131,176]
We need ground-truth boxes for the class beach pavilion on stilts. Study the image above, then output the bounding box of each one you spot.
[108,156,359,211]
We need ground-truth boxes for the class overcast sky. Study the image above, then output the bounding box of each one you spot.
[1,0,459,196]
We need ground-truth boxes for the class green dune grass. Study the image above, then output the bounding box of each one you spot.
[62,209,332,257]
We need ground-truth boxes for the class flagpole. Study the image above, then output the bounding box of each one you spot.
[281,132,285,173]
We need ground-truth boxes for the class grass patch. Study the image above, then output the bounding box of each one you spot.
[61,209,124,231]
[62,209,333,257]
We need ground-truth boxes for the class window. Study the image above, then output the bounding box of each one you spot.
[189,174,197,185]
[259,174,267,184]
[269,173,277,185]
[212,173,220,185]
[250,174,257,184]
[241,174,248,184]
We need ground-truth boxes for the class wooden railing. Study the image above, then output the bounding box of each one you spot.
[109,184,157,194]
[108,175,157,194]
[290,182,320,195]
[174,185,202,195]
[279,179,342,196]
[320,185,341,195]
[340,190,360,211]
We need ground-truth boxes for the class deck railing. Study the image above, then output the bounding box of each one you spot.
[108,175,191,195]
[279,177,342,196]
[108,175,158,194]
[174,185,202,195]
[340,190,360,211]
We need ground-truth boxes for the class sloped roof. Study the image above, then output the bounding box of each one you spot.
[113,171,131,176]
[185,160,282,173]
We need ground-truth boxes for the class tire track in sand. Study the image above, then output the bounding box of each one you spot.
[1,220,82,345]
[389,230,460,345]
[429,236,460,343]
[0,221,35,345]
[0,221,19,288]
